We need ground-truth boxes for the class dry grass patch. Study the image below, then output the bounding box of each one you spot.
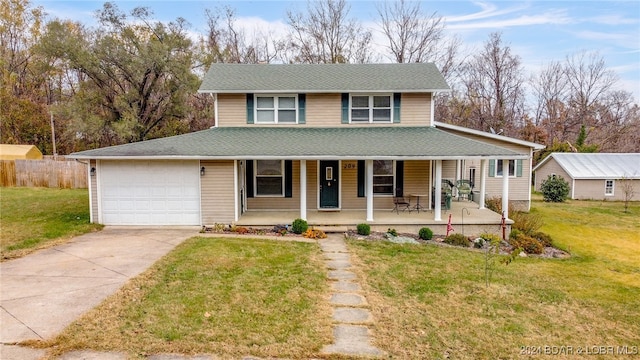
[44,237,332,359]
[347,199,640,359]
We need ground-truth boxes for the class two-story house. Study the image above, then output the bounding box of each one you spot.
[70,63,543,233]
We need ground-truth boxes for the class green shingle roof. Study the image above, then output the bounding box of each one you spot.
[70,127,524,160]
[198,63,450,93]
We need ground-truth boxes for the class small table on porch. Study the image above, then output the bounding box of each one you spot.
[410,194,429,213]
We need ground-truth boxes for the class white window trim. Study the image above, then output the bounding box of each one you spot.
[372,160,396,196]
[604,179,615,196]
[254,94,298,124]
[254,160,285,197]
[349,94,393,124]
[496,160,516,178]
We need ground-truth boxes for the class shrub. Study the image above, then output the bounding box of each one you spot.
[532,231,553,247]
[510,211,543,235]
[480,232,502,244]
[291,218,308,234]
[509,232,544,254]
[485,196,502,213]
[387,228,398,237]
[356,223,371,235]
[418,227,434,240]
[303,228,327,240]
[540,175,570,202]
[444,233,470,247]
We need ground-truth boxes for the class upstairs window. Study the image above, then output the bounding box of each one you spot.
[255,95,298,124]
[350,95,392,123]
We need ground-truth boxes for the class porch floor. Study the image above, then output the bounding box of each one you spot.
[235,200,508,236]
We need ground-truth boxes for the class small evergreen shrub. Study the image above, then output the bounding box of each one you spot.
[444,233,470,247]
[418,227,434,240]
[387,228,398,237]
[540,175,570,202]
[509,232,544,254]
[291,218,308,234]
[356,223,371,236]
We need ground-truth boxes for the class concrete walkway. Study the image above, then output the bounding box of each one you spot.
[320,235,384,358]
[0,227,197,359]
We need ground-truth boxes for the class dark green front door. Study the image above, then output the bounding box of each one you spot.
[320,160,339,208]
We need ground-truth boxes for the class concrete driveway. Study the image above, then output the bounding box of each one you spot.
[0,227,197,345]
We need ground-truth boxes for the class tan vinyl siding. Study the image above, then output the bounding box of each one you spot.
[201,160,235,224]
[403,160,431,209]
[341,160,365,210]
[442,160,457,182]
[217,94,247,127]
[90,159,98,223]
[248,161,301,210]
[573,179,640,201]
[306,94,342,126]
[215,92,433,127]
[400,93,431,125]
[440,128,533,202]
[533,158,572,193]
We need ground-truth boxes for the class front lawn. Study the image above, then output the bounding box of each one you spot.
[347,199,640,358]
[45,237,332,359]
[0,187,103,261]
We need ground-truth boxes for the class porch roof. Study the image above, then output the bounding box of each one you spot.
[69,126,526,160]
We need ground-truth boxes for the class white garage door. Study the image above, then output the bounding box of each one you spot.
[99,160,201,225]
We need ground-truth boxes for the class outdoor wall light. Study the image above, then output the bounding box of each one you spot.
[90,167,96,176]
[200,166,205,176]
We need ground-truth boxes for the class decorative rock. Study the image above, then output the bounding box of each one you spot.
[519,251,528,257]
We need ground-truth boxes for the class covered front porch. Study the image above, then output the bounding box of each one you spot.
[236,200,510,236]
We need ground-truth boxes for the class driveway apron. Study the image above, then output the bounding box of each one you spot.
[0,227,196,344]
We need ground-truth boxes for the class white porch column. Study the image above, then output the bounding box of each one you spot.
[300,160,307,220]
[502,159,509,219]
[478,159,487,209]
[434,160,442,221]
[366,159,374,221]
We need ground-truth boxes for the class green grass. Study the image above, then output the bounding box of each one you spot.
[0,187,103,260]
[347,199,640,359]
[46,237,332,359]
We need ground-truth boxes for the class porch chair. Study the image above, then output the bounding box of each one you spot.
[456,180,472,201]
[392,188,411,214]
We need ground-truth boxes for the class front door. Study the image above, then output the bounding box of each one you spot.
[319,160,339,209]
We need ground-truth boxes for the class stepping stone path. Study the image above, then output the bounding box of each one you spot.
[319,234,384,357]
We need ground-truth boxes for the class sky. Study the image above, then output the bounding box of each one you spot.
[33,0,640,103]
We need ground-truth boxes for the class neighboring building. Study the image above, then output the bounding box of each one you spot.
[70,63,543,228]
[0,144,43,160]
[533,153,640,201]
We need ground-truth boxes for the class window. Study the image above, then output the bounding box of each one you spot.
[255,95,297,124]
[605,180,614,196]
[496,160,515,177]
[350,95,392,123]
[373,160,394,195]
[255,160,284,196]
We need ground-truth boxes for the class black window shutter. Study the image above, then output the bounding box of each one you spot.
[357,160,365,197]
[393,93,401,123]
[341,93,349,124]
[395,160,404,194]
[246,160,254,197]
[298,94,306,124]
[285,160,293,198]
[246,94,254,124]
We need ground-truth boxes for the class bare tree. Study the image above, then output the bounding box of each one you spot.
[286,0,372,63]
[531,61,570,142]
[202,6,285,65]
[619,174,637,213]
[459,32,526,135]
[376,0,461,81]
